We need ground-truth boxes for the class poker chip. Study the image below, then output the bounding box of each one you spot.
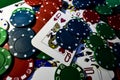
[72,0,92,9]
[24,0,43,6]
[106,0,120,8]
[66,19,91,40]
[56,28,80,51]
[94,45,117,70]
[3,58,34,80]
[113,5,120,14]
[9,29,36,58]
[12,7,35,14]
[36,11,52,23]
[107,14,120,30]
[41,1,59,14]
[96,23,116,40]
[0,27,7,46]
[10,7,35,27]
[83,10,100,24]
[0,47,12,75]
[95,4,113,15]
[115,30,120,39]
[8,28,35,45]
[32,6,40,13]
[0,18,9,30]
[36,51,53,60]
[40,4,57,17]
[62,1,69,10]
[32,19,46,33]
[112,43,120,59]
[1,0,120,80]
[85,32,107,50]
[91,0,105,5]
[35,59,52,68]
[55,63,86,80]
[114,67,120,80]
[43,0,63,8]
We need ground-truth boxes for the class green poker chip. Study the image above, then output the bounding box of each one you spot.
[106,0,120,8]
[0,27,7,46]
[94,45,117,70]
[55,63,86,80]
[95,4,113,15]
[0,47,12,75]
[96,23,116,40]
[36,51,53,60]
[85,32,107,50]
[12,7,35,14]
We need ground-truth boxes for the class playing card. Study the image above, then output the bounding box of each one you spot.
[32,67,57,80]
[32,11,75,66]
[76,48,115,80]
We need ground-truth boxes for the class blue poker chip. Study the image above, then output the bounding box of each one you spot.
[56,28,80,51]
[72,43,85,62]
[35,59,52,68]
[91,0,105,6]
[8,28,35,45]
[112,43,120,59]
[10,9,35,27]
[72,0,92,9]
[66,19,91,40]
[62,1,69,9]
[9,34,36,58]
[32,6,40,13]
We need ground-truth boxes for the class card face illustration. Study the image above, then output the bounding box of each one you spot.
[32,11,76,66]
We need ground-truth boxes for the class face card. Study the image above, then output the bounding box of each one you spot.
[32,11,75,66]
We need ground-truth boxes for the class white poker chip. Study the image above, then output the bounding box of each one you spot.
[0,18,9,30]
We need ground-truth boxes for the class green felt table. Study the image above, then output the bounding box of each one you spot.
[0,0,22,8]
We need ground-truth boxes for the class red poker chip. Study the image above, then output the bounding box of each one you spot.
[83,10,100,24]
[42,1,59,13]
[114,67,120,80]
[3,43,9,50]
[40,5,56,17]
[43,0,63,8]
[36,11,51,23]
[3,58,34,80]
[24,0,43,6]
[32,18,46,33]
[107,14,120,30]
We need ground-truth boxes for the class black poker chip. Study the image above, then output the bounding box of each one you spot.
[8,28,36,58]
[8,28,35,45]
[66,19,91,40]
[9,35,36,58]
[56,28,80,51]
[72,0,92,9]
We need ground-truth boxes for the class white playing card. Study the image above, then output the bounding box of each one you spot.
[76,48,115,80]
[32,67,57,80]
[76,55,101,80]
[98,67,115,80]
[32,11,75,66]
